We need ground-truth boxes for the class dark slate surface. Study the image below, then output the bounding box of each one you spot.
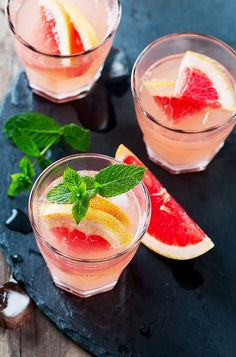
[1,0,236,356]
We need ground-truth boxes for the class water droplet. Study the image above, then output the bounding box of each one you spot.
[10,254,24,264]
[5,209,32,234]
[139,324,153,338]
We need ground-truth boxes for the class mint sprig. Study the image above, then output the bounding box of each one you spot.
[47,164,145,224]
[3,113,91,197]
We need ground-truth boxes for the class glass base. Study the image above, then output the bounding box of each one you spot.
[52,276,118,298]
[28,68,102,103]
[146,143,224,174]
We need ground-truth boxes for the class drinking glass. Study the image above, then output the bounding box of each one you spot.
[6,0,121,103]
[131,33,236,174]
[28,154,151,298]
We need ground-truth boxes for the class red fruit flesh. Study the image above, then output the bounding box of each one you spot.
[70,24,85,54]
[178,68,219,102]
[51,227,110,251]
[123,155,204,246]
[38,7,84,55]
[153,67,221,122]
[154,95,207,122]
[39,7,60,55]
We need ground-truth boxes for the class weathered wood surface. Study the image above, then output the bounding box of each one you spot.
[0,4,90,356]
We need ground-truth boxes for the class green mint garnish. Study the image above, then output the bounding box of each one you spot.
[8,156,35,197]
[3,112,91,197]
[47,164,145,225]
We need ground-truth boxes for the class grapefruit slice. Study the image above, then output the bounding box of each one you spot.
[51,226,110,252]
[144,51,236,122]
[175,51,236,111]
[56,0,99,51]
[40,196,132,250]
[38,0,98,55]
[115,144,214,260]
[38,0,73,55]
[145,77,211,122]
[154,95,208,122]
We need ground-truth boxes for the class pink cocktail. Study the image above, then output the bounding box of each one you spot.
[7,0,121,102]
[28,154,150,298]
[132,34,236,174]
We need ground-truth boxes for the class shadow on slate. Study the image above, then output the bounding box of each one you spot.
[1,0,236,355]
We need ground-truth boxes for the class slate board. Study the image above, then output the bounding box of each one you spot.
[1,0,236,356]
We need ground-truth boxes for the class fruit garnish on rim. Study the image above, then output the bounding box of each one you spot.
[40,164,145,258]
[116,144,214,260]
[37,0,99,55]
[144,50,236,123]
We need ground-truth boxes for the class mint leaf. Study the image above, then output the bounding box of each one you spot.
[3,112,62,139]
[47,183,72,204]
[33,134,61,151]
[46,163,144,225]
[12,128,41,158]
[19,157,35,178]
[72,193,90,224]
[38,157,52,171]
[95,164,145,197]
[4,112,91,198]
[82,176,99,198]
[82,176,96,189]
[63,124,90,152]
[8,173,33,197]
[63,167,82,189]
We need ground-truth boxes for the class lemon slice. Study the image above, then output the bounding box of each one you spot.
[175,51,236,111]
[56,0,99,50]
[39,0,72,55]
[40,200,132,248]
[90,196,130,227]
[144,79,175,96]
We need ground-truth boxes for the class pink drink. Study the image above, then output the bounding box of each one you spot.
[29,155,150,298]
[132,34,236,174]
[7,0,121,102]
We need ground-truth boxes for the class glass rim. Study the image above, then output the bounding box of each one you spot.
[131,32,236,135]
[6,0,122,59]
[28,153,151,264]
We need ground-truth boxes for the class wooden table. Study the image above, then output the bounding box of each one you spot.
[0,3,89,356]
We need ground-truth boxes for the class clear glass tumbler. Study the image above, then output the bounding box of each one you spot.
[6,0,121,103]
[28,154,151,298]
[132,33,236,174]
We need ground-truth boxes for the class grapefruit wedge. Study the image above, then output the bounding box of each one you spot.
[115,145,214,260]
[38,0,98,55]
[175,51,236,111]
[144,51,236,122]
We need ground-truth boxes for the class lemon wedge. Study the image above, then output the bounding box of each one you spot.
[40,198,132,248]
[144,79,175,96]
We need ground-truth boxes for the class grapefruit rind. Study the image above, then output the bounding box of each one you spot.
[56,0,99,51]
[175,51,236,111]
[115,144,214,260]
[142,233,214,260]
